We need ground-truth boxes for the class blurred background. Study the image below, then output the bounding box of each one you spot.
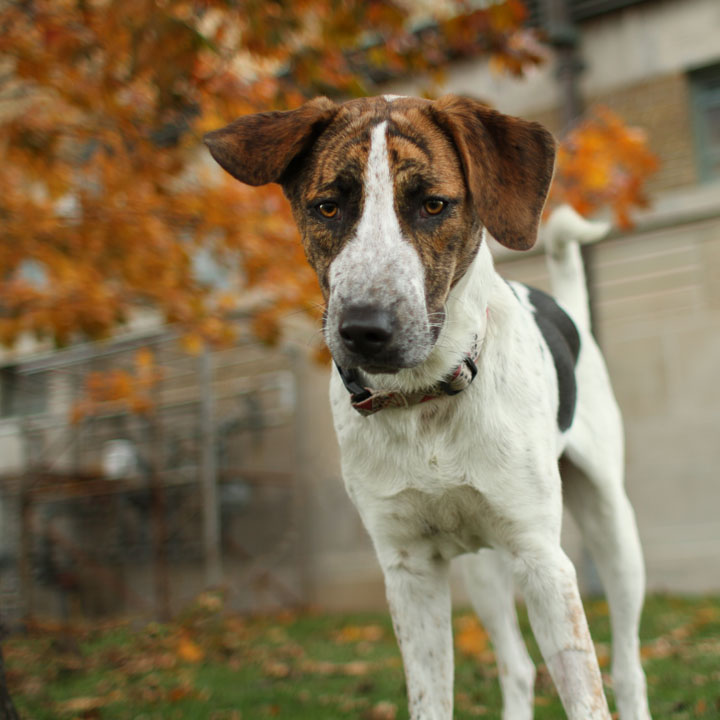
[0,0,718,630]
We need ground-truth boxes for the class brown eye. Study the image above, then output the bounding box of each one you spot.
[422,198,446,216]
[317,202,339,219]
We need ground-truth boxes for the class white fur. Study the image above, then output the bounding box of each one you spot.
[325,122,433,370]
[544,204,611,332]
[325,125,651,720]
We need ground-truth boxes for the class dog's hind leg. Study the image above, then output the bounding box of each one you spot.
[460,549,535,720]
[562,456,652,720]
[563,346,652,720]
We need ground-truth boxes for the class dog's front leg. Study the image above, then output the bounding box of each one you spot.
[380,547,454,720]
[513,543,611,720]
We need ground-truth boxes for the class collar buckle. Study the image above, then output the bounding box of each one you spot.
[335,364,372,403]
[438,354,478,396]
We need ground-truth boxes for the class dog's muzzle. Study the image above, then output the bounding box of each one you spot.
[326,294,434,372]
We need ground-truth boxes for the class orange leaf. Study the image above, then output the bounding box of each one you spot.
[454,615,488,657]
[181,333,205,356]
[334,624,384,644]
[365,701,398,720]
[169,686,192,702]
[55,696,106,713]
[549,106,660,228]
[177,635,205,663]
[263,661,291,678]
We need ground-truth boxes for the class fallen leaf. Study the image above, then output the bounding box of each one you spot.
[344,660,371,676]
[595,642,610,668]
[641,637,673,660]
[455,615,488,656]
[365,700,397,719]
[263,661,291,678]
[20,676,45,697]
[169,685,193,702]
[334,624,384,644]
[55,696,106,713]
[177,635,205,663]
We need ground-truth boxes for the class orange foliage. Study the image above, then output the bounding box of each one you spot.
[0,0,539,349]
[71,348,162,421]
[454,614,489,657]
[176,633,205,664]
[550,106,660,229]
[0,1,656,353]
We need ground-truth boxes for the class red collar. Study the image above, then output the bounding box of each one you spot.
[336,334,480,417]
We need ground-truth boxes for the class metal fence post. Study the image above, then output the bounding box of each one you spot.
[200,347,222,588]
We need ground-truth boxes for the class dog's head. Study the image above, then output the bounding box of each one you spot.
[205,95,555,373]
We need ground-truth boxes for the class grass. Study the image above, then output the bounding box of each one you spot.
[4,593,720,719]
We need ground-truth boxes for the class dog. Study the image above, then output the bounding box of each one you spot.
[205,95,652,720]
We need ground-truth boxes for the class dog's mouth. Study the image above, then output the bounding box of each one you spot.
[359,363,402,375]
[337,346,427,375]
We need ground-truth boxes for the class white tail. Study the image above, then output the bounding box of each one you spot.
[544,205,611,332]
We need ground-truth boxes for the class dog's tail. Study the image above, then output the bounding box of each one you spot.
[544,204,611,332]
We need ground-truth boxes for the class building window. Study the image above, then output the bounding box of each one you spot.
[690,65,720,182]
[524,0,655,27]
[0,367,49,418]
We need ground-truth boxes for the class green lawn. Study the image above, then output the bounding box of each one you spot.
[5,593,719,719]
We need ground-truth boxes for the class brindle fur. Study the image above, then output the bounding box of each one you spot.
[205,95,555,323]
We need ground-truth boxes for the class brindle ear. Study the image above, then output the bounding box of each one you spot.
[203,97,338,186]
[431,95,556,250]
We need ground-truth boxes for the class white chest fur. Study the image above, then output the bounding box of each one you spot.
[329,245,563,562]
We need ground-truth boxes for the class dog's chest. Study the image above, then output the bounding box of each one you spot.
[379,484,494,559]
[333,389,515,557]
[335,390,481,491]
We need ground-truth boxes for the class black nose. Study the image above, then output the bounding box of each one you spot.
[339,306,394,357]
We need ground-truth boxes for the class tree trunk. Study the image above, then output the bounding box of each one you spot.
[0,629,20,720]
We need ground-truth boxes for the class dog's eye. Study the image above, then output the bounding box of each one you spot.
[422,198,446,217]
[316,202,339,219]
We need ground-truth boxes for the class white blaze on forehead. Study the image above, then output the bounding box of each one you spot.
[329,122,425,304]
[326,121,430,366]
[361,121,403,254]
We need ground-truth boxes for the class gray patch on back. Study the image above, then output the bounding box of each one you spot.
[524,285,580,432]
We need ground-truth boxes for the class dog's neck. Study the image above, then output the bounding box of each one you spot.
[361,231,496,395]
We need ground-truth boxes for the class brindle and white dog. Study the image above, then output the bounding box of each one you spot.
[205,95,652,720]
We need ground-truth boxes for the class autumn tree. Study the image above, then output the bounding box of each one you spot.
[549,106,659,229]
[0,0,655,351]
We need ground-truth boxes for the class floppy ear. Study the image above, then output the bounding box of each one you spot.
[203,97,338,186]
[431,95,556,250]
